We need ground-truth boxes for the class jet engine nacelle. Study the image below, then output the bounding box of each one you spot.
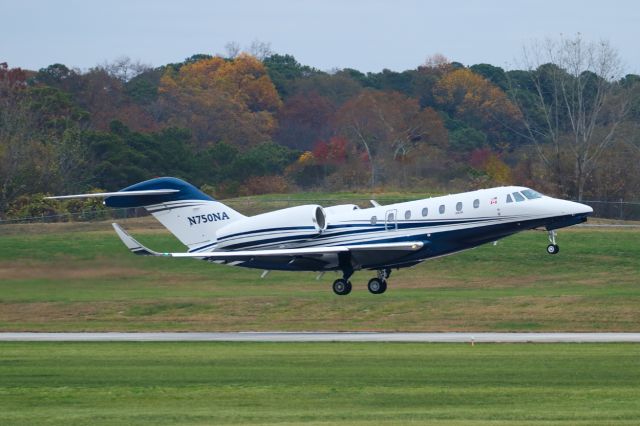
[215,205,327,249]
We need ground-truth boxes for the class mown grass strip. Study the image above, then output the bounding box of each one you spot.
[0,227,638,332]
[0,342,639,425]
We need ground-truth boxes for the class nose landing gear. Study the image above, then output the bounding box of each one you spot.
[547,230,560,255]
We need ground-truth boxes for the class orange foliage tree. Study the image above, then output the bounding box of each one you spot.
[159,54,282,148]
[335,89,448,187]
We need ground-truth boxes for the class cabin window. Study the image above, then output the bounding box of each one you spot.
[371,216,377,225]
[473,199,480,208]
[456,202,463,212]
[522,189,543,199]
[439,204,445,214]
[506,194,513,203]
[422,207,428,217]
[512,192,525,202]
[405,210,411,220]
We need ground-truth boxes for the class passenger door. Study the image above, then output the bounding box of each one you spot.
[385,209,398,231]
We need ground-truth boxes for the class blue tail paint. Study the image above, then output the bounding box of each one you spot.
[105,177,214,208]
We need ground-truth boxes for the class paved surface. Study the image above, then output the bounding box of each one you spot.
[1,332,639,342]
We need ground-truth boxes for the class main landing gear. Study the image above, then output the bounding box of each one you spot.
[367,269,390,295]
[546,230,560,255]
[332,278,352,295]
[333,269,391,296]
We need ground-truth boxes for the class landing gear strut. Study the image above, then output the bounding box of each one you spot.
[547,230,559,255]
[333,255,354,296]
[367,269,390,294]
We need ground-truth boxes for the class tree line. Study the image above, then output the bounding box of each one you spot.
[1,35,639,218]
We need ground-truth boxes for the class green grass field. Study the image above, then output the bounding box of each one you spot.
[0,221,639,332]
[1,220,639,425]
[0,342,638,425]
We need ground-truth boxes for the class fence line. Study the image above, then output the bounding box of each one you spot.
[1,198,639,225]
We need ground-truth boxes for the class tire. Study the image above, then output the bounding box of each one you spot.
[368,278,387,294]
[546,244,559,255]
[333,279,351,295]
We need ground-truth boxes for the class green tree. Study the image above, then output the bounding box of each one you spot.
[263,54,316,98]
[469,64,508,90]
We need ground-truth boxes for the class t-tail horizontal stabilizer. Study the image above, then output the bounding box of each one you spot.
[46,189,180,200]
[112,223,161,256]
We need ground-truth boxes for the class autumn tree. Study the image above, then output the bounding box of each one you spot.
[275,91,334,150]
[510,35,632,200]
[1,63,34,210]
[75,67,159,132]
[335,89,448,187]
[158,54,282,148]
[433,67,521,143]
[468,148,513,186]
[0,64,76,209]
[292,72,363,106]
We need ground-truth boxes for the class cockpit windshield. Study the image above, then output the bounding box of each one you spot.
[521,189,543,199]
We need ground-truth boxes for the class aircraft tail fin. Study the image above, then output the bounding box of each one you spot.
[48,177,245,249]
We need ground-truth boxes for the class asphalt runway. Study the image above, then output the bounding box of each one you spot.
[1,332,639,342]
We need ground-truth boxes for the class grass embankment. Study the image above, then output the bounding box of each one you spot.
[1,342,639,425]
[0,220,638,332]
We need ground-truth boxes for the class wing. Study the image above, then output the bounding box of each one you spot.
[112,223,424,261]
[170,241,424,259]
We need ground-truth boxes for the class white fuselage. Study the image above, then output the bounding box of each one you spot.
[194,186,592,272]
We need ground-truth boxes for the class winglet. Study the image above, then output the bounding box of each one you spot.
[112,223,162,256]
[370,200,381,207]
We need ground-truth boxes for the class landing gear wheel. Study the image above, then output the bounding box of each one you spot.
[367,277,387,294]
[333,279,352,295]
[546,244,559,255]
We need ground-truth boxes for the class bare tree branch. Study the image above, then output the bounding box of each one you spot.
[508,35,630,200]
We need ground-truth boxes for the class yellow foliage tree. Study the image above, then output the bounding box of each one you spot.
[297,151,314,165]
[484,153,513,185]
[433,68,520,127]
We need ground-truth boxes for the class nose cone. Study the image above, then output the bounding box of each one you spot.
[570,201,594,216]
[562,201,593,216]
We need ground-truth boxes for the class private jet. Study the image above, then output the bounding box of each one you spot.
[47,177,593,295]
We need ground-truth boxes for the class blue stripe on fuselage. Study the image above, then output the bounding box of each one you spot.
[217,225,317,241]
[219,216,512,250]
